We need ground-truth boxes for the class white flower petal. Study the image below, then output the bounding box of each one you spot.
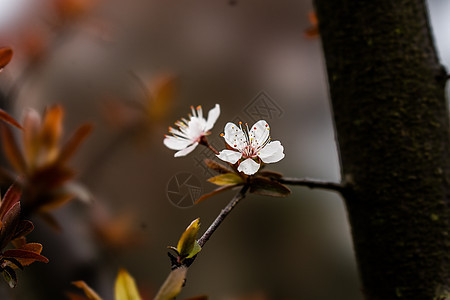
[249,120,270,146]
[237,158,260,175]
[205,104,220,131]
[223,122,246,150]
[217,149,242,164]
[164,136,192,150]
[174,143,198,157]
[186,117,205,140]
[258,141,285,163]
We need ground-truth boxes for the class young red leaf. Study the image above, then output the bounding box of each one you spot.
[249,176,291,197]
[40,105,64,150]
[12,220,34,240]
[37,192,73,213]
[19,242,43,253]
[22,109,42,164]
[72,281,103,300]
[195,185,236,205]
[3,249,49,263]
[30,164,75,189]
[0,109,22,129]
[1,125,26,173]
[147,74,177,121]
[66,292,90,300]
[11,243,44,267]
[0,184,21,220]
[0,202,21,250]
[204,159,233,174]
[58,123,93,163]
[0,47,13,69]
[258,170,283,180]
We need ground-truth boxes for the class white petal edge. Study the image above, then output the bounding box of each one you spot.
[258,141,285,163]
[205,104,220,131]
[164,136,192,150]
[174,143,198,157]
[216,149,242,164]
[223,122,246,150]
[237,158,260,175]
[249,120,270,146]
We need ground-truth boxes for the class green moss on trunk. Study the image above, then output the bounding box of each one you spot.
[313,1,450,299]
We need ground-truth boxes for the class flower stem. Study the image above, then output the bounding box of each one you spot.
[199,135,219,155]
[197,184,249,247]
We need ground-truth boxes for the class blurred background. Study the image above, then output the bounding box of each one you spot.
[0,0,448,299]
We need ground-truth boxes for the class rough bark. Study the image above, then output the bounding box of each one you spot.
[313,1,450,299]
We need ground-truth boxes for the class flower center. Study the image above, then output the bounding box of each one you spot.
[238,122,270,159]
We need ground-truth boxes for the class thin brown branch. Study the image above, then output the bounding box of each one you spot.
[197,184,249,247]
[155,185,249,300]
[277,177,344,194]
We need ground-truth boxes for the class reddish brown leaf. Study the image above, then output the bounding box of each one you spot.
[0,202,21,250]
[58,123,93,163]
[3,249,49,263]
[22,108,42,165]
[0,109,22,129]
[249,176,291,197]
[0,47,13,69]
[30,164,75,189]
[195,185,237,204]
[204,159,233,174]
[19,242,43,253]
[1,124,26,173]
[72,281,102,300]
[40,105,64,151]
[0,184,21,220]
[12,243,44,267]
[12,220,34,240]
[258,170,283,180]
[148,74,177,121]
[66,292,90,300]
[11,237,26,249]
[37,192,73,212]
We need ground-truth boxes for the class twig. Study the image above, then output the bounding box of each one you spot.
[197,184,248,247]
[277,177,345,194]
[199,135,219,155]
[155,185,249,300]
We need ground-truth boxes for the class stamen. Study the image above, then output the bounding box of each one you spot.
[196,105,203,118]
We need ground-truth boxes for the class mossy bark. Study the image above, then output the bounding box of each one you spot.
[313,1,450,299]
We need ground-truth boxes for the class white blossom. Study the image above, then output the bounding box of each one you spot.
[217,120,284,175]
[164,104,220,157]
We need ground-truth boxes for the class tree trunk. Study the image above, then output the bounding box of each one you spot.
[313,1,450,299]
